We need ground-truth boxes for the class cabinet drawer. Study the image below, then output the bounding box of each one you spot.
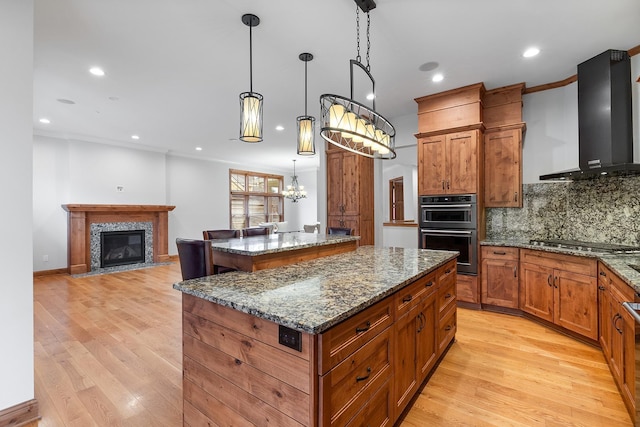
[319,297,393,374]
[438,260,457,286]
[438,276,456,315]
[320,328,392,427]
[520,249,596,277]
[344,378,392,427]
[395,271,437,318]
[482,246,519,261]
[438,305,457,353]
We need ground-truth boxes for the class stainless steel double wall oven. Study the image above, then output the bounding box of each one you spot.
[419,194,477,274]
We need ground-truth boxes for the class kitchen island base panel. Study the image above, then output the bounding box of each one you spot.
[182,294,316,426]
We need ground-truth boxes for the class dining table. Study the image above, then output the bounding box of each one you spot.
[208,231,360,273]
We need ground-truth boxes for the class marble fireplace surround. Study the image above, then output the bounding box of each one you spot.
[62,204,176,275]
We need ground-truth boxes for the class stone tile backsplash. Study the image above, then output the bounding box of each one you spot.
[486,176,640,245]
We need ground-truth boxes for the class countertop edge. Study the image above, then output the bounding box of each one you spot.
[211,235,360,256]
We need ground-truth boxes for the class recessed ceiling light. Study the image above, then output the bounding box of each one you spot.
[276,125,284,131]
[56,98,75,104]
[366,93,375,101]
[89,67,105,76]
[432,73,444,82]
[195,147,203,151]
[131,135,140,140]
[523,47,540,58]
[39,118,51,124]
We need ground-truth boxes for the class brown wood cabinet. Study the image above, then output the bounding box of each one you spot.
[484,125,524,208]
[598,262,637,420]
[393,271,438,417]
[320,260,457,425]
[326,146,374,245]
[481,246,519,308]
[519,249,598,340]
[418,130,480,196]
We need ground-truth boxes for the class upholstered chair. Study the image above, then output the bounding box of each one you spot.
[203,229,240,240]
[242,227,270,237]
[327,227,352,235]
[176,238,213,280]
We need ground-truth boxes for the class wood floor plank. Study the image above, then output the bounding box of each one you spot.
[33,263,632,426]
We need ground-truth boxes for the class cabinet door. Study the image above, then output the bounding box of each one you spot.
[484,128,522,207]
[598,273,612,360]
[341,153,361,216]
[447,131,477,194]
[393,305,419,416]
[621,308,636,411]
[418,135,446,195]
[326,152,344,216]
[416,290,438,382]
[554,270,598,340]
[610,298,624,385]
[520,262,554,322]
[481,258,519,308]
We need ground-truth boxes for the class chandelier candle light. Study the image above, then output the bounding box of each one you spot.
[239,13,263,143]
[319,0,396,159]
[283,160,307,202]
[297,52,316,155]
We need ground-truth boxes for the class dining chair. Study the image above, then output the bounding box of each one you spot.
[176,238,213,280]
[242,227,270,237]
[203,229,240,240]
[303,224,318,233]
[327,227,352,235]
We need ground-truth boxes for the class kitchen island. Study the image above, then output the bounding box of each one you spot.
[209,232,360,272]
[173,246,458,426]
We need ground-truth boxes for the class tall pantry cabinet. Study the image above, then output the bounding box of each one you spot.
[326,142,375,245]
[415,83,486,305]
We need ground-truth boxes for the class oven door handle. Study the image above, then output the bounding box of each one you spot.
[421,204,473,209]
[421,229,473,235]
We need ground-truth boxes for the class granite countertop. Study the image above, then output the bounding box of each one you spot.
[173,246,458,334]
[481,239,640,295]
[209,232,360,256]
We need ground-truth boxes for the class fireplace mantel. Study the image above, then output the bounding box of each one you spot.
[62,204,176,274]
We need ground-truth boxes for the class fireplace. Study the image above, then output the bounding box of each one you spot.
[62,204,175,275]
[100,230,145,268]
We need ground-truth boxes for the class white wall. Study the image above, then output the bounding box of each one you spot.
[32,137,317,269]
[0,0,34,411]
[522,83,579,183]
[32,136,168,270]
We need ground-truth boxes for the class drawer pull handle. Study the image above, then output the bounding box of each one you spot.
[355,321,371,334]
[445,268,452,274]
[445,293,452,299]
[356,367,372,382]
[402,295,413,303]
[425,281,434,288]
[598,285,606,291]
[493,251,507,255]
[445,325,452,332]
[599,271,606,277]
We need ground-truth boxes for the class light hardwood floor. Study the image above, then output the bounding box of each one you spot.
[33,263,632,426]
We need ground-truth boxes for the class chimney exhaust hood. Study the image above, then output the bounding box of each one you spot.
[540,49,636,181]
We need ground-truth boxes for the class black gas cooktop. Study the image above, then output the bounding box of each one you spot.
[528,239,640,254]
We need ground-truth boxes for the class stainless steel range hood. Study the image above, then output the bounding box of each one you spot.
[540,49,635,181]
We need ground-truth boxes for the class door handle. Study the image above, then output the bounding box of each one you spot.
[547,275,553,287]
[554,276,558,289]
[514,192,518,202]
[513,266,517,278]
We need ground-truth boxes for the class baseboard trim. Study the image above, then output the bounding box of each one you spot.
[0,399,40,427]
[33,268,68,277]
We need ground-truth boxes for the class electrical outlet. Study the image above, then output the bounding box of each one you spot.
[43,254,49,262]
[116,186,124,192]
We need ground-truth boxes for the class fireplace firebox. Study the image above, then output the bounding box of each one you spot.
[100,230,146,268]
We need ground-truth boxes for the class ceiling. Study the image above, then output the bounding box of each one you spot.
[33,0,640,172]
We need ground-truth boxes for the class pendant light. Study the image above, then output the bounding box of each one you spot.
[239,13,263,143]
[297,52,316,156]
[282,160,307,202]
[319,1,396,159]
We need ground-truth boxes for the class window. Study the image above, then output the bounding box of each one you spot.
[389,176,404,221]
[230,170,284,229]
